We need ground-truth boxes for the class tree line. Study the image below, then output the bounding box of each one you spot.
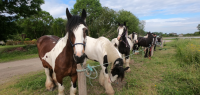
[0,0,146,42]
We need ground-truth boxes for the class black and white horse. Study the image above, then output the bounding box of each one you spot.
[85,36,129,95]
[132,32,155,58]
[111,22,137,72]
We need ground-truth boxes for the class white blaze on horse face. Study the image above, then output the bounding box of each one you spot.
[117,26,125,40]
[74,24,86,57]
[134,34,138,43]
[110,74,118,82]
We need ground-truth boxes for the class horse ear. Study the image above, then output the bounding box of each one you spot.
[124,67,129,71]
[81,9,87,22]
[118,23,120,26]
[66,8,72,20]
[124,22,126,26]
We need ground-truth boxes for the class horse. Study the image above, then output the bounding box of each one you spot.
[85,36,129,95]
[132,32,155,58]
[112,31,137,49]
[36,8,87,95]
[111,22,136,72]
[128,32,138,44]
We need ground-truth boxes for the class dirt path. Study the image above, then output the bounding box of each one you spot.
[0,58,43,85]
[164,40,172,42]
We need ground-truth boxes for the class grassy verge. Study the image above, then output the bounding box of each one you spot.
[0,45,25,53]
[0,45,38,63]
[0,40,200,94]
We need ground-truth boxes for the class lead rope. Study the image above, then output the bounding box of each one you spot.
[76,63,109,86]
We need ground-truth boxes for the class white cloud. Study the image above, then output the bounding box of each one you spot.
[41,0,75,19]
[100,0,200,17]
[145,17,200,34]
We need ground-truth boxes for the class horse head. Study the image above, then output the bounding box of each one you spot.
[147,32,155,46]
[117,22,128,42]
[131,32,138,43]
[110,58,129,82]
[66,8,88,63]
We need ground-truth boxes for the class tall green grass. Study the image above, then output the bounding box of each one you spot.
[175,39,200,65]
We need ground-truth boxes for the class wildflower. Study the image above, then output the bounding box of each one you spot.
[155,85,156,86]
[198,50,200,51]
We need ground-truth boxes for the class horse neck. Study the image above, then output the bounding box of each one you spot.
[147,35,153,44]
[63,33,74,58]
[104,41,121,64]
[119,36,128,46]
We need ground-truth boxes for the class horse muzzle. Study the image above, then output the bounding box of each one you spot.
[73,53,86,63]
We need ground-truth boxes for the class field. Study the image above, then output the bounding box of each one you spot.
[0,45,38,63]
[0,39,199,95]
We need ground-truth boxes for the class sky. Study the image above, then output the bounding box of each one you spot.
[41,0,200,34]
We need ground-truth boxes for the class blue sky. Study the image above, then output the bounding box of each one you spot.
[41,0,200,34]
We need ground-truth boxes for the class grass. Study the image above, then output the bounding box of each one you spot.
[0,40,200,95]
[174,39,200,65]
[0,45,38,63]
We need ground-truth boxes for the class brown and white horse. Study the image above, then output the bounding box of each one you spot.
[37,8,88,95]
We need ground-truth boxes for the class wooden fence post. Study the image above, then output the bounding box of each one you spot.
[151,45,154,57]
[77,61,87,95]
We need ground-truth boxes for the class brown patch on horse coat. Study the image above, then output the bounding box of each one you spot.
[54,39,77,84]
[37,35,60,69]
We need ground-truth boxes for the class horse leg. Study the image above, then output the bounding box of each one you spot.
[70,74,77,95]
[121,54,126,63]
[99,56,115,95]
[103,76,115,95]
[144,48,148,58]
[125,54,131,72]
[99,69,105,86]
[44,68,55,91]
[52,72,58,85]
[56,75,65,95]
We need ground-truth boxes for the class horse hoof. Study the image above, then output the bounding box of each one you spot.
[46,81,55,91]
[106,90,115,95]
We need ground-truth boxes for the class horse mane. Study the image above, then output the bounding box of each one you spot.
[66,15,87,33]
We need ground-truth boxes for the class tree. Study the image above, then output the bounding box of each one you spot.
[197,24,200,33]
[115,10,140,35]
[0,0,44,41]
[71,0,102,37]
[138,20,146,36]
[92,7,117,38]
[15,11,53,39]
[51,18,67,37]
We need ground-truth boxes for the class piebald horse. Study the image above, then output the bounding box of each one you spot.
[132,32,155,58]
[128,32,138,44]
[85,36,129,95]
[111,22,137,72]
[37,8,87,95]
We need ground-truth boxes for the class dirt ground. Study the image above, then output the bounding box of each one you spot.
[164,40,172,42]
[0,58,43,85]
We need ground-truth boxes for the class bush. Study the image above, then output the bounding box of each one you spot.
[32,39,37,41]
[25,38,31,41]
[24,41,37,45]
[175,39,200,65]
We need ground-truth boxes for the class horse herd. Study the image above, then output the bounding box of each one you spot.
[36,8,162,95]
